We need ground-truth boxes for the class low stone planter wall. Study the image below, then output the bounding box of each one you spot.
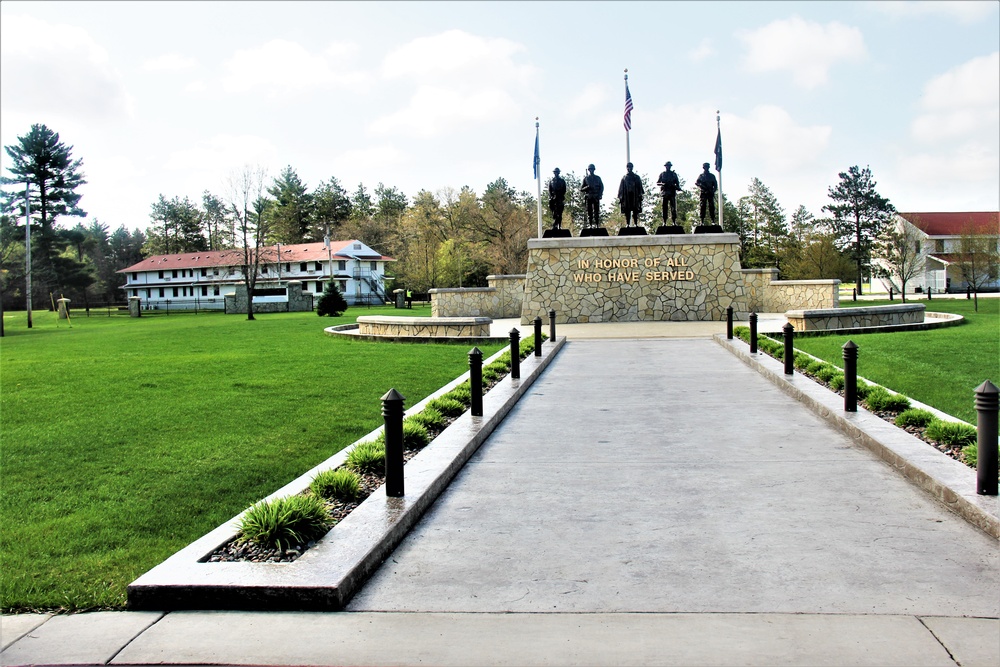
[765,279,840,312]
[786,304,925,331]
[430,275,525,318]
[357,316,492,338]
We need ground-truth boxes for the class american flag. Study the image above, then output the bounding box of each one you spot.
[624,83,633,131]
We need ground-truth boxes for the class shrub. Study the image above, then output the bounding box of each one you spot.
[733,326,750,342]
[895,409,937,428]
[805,360,827,375]
[316,281,348,317]
[961,444,977,467]
[493,351,512,370]
[310,468,361,502]
[346,439,386,474]
[445,382,472,406]
[402,420,431,449]
[482,366,503,383]
[863,386,910,412]
[407,406,444,430]
[794,353,813,371]
[828,373,845,391]
[815,365,839,382]
[426,396,466,418]
[856,379,872,399]
[925,420,977,447]
[237,495,331,551]
[882,393,911,412]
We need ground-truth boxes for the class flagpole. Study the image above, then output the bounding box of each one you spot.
[624,69,631,164]
[535,118,543,238]
[25,181,32,329]
[716,111,723,229]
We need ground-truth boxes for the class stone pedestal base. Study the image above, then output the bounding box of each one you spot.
[57,298,71,319]
[694,224,724,234]
[656,225,686,235]
[617,226,647,236]
[521,234,749,324]
[129,296,142,317]
[580,227,609,237]
[542,228,573,238]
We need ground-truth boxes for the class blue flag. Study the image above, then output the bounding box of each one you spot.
[533,132,540,179]
[714,127,722,172]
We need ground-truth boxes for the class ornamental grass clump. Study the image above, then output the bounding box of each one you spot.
[924,420,977,447]
[815,365,839,383]
[402,420,431,449]
[309,468,362,502]
[237,495,331,551]
[961,443,977,467]
[806,360,828,375]
[346,439,386,475]
[427,396,466,418]
[482,365,503,383]
[864,386,911,412]
[828,373,846,391]
[407,406,444,431]
[895,408,937,428]
[794,353,813,371]
[444,383,472,406]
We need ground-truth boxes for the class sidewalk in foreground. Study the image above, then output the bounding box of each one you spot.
[3,611,998,666]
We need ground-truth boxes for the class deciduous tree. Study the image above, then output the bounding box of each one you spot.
[873,222,924,301]
[955,224,1000,312]
[225,165,272,321]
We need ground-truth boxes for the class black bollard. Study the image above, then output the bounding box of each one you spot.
[381,389,405,497]
[927,286,932,300]
[975,380,998,496]
[533,316,542,357]
[509,329,521,380]
[726,306,733,340]
[889,287,893,301]
[967,285,972,300]
[749,312,758,354]
[549,309,556,342]
[843,341,858,412]
[469,347,483,417]
[783,322,795,375]
[852,287,857,302]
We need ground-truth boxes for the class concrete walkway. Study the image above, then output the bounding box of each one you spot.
[3,331,998,666]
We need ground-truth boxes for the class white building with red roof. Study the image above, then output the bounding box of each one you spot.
[874,212,999,294]
[118,240,395,310]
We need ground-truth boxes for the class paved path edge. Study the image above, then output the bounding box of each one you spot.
[715,334,999,540]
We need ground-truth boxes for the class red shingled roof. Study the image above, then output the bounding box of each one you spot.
[899,212,999,236]
[118,241,394,273]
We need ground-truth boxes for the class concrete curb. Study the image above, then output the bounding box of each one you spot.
[127,337,567,611]
[715,334,999,539]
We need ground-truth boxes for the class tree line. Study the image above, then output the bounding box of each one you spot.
[3,123,994,313]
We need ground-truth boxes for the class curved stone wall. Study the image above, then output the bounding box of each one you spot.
[356,316,492,338]
[786,304,925,331]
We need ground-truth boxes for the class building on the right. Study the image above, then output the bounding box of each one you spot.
[873,211,1000,294]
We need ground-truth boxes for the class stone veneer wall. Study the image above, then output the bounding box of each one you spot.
[521,235,750,324]
[224,281,313,314]
[356,316,492,337]
[740,268,778,313]
[764,279,840,312]
[786,304,925,331]
[430,275,525,318]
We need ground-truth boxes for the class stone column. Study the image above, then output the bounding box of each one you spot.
[128,296,142,317]
[57,298,71,319]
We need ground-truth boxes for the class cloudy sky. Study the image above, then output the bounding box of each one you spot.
[1,1,998,233]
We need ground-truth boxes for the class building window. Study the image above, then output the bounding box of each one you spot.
[213,286,220,296]
[201,286,208,296]
[339,281,347,292]
[315,281,323,292]
[337,260,346,271]
[172,287,178,297]
[935,239,944,253]
[300,262,307,271]
[159,288,165,297]
[158,271,164,279]
[201,268,207,277]
[314,261,322,271]
[370,261,377,271]
[172,270,178,278]
[262,264,269,274]
[213,268,219,276]
[131,272,138,280]
[284,263,290,272]
[353,243,361,250]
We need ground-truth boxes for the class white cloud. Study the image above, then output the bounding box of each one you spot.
[566,84,607,118]
[738,17,866,88]
[381,29,534,83]
[143,53,198,71]
[688,38,715,62]
[368,85,519,137]
[330,144,409,172]
[163,135,277,176]
[222,39,364,96]
[0,14,133,121]
[910,52,1000,143]
[871,1,997,24]
[372,30,537,138]
[184,80,208,94]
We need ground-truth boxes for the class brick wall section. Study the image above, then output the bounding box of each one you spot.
[786,304,925,331]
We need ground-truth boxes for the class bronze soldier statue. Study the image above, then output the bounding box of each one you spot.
[549,167,566,228]
[581,164,604,227]
[695,162,718,224]
[656,161,680,224]
[617,162,643,227]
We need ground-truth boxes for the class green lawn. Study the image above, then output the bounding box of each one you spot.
[788,298,999,423]
[0,305,501,611]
